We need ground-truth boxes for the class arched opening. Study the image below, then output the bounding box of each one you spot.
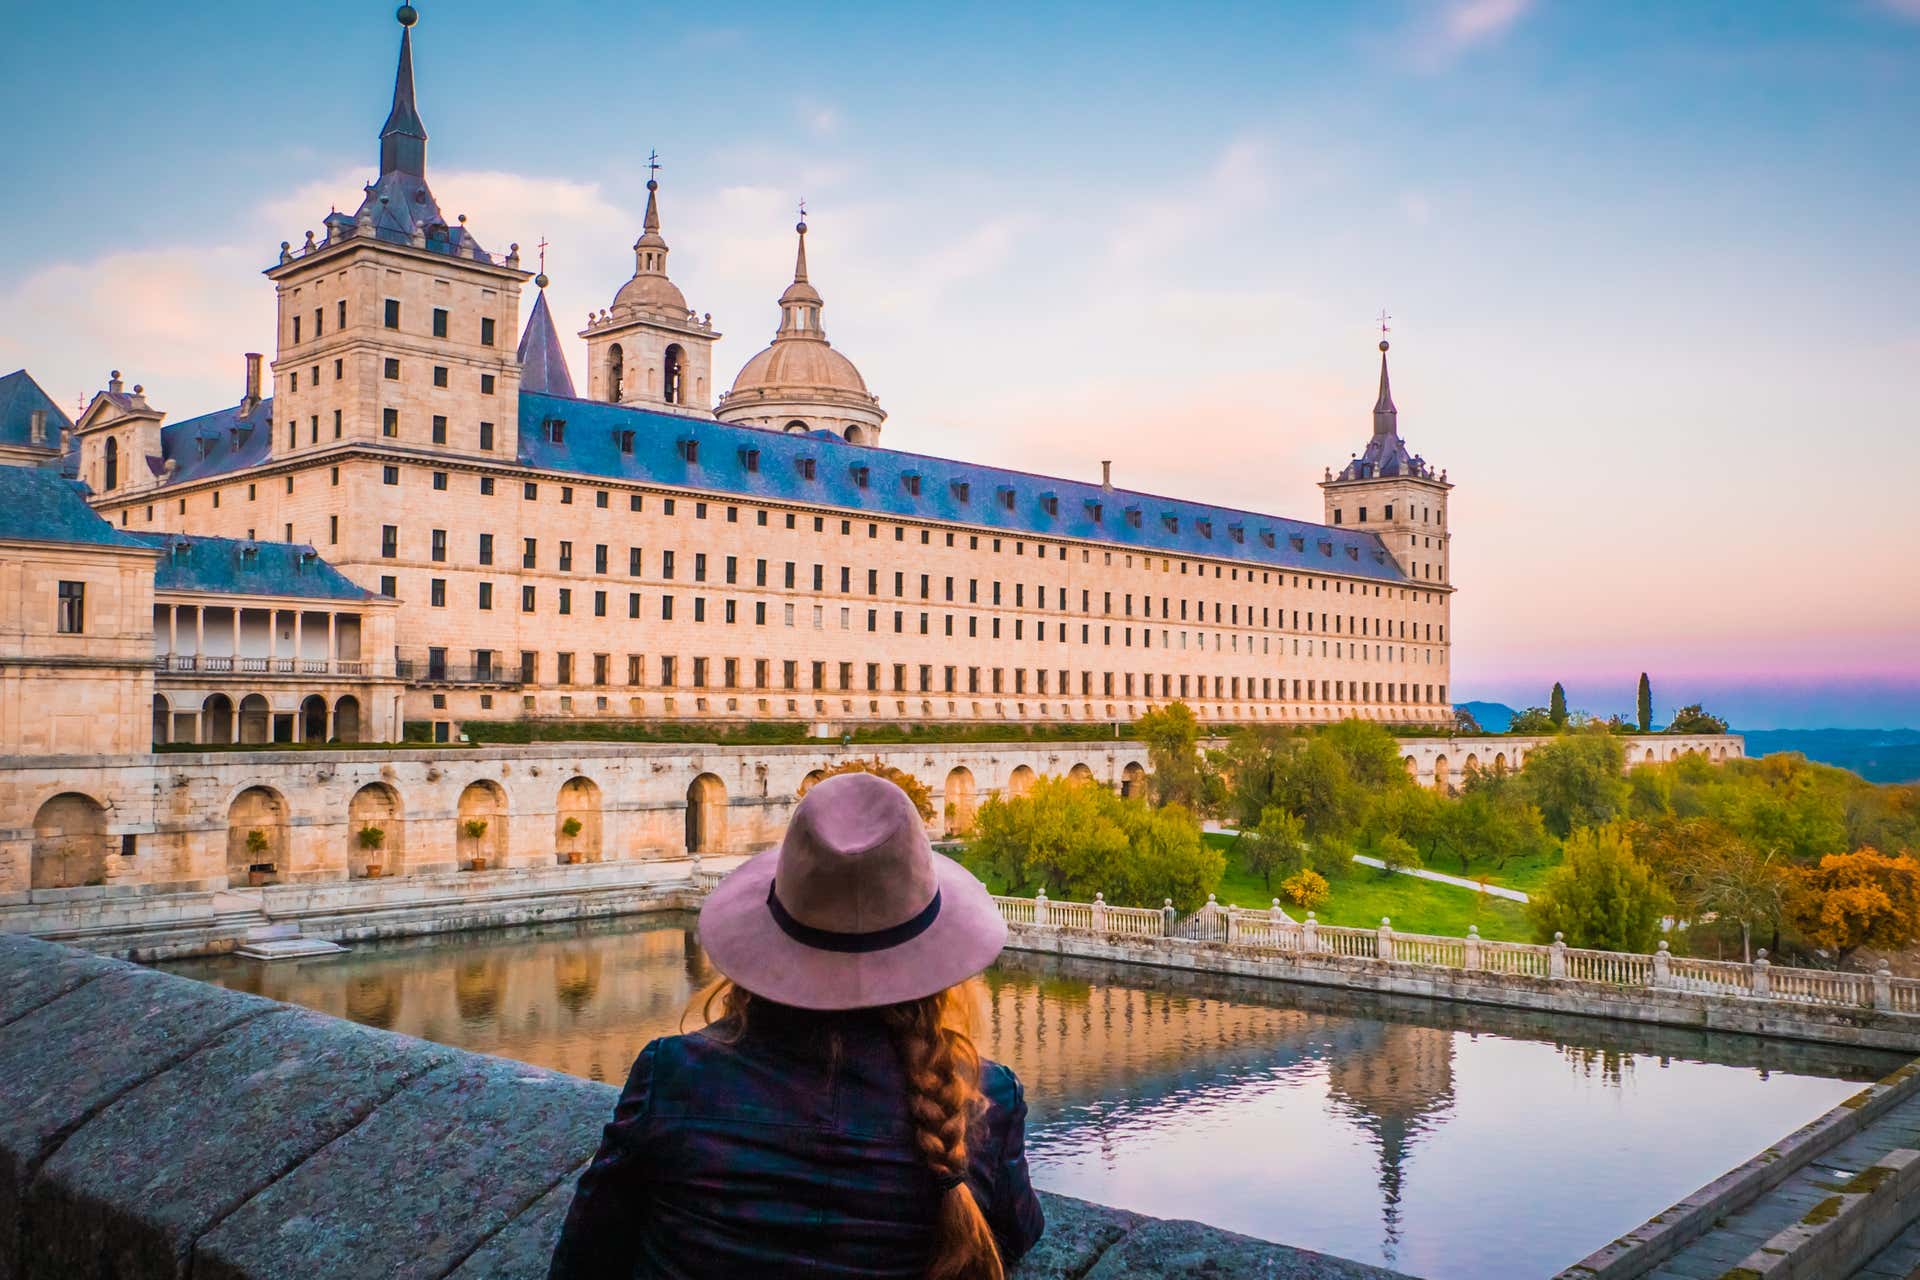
[1493,751,1508,773]
[662,343,684,405]
[457,780,507,870]
[103,437,118,491]
[556,776,603,864]
[783,419,809,434]
[843,424,866,445]
[797,768,828,797]
[607,344,624,401]
[151,694,170,746]
[1120,762,1147,799]
[238,694,271,745]
[1404,755,1418,778]
[1432,755,1451,793]
[333,695,361,744]
[227,785,288,886]
[1068,763,1096,785]
[202,693,235,745]
[686,773,726,854]
[1006,765,1036,799]
[299,694,328,743]
[348,783,403,878]
[32,793,113,889]
[944,767,977,837]
[1716,744,1727,762]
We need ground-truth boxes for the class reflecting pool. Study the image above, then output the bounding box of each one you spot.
[163,916,1907,1278]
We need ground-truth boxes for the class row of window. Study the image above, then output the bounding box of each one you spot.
[288,298,497,348]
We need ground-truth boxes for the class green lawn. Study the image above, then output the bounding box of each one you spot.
[1204,833,1537,942]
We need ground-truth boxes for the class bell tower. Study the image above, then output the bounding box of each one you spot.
[1319,339,1452,587]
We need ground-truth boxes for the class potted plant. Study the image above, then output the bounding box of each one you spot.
[357,824,386,878]
[462,818,490,871]
[245,828,273,885]
[561,816,584,864]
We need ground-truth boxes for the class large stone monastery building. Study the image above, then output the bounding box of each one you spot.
[14,7,1453,747]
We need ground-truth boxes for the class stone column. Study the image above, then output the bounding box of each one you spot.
[1752,950,1771,998]
[232,607,241,662]
[1464,925,1482,970]
[1377,918,1394,963]
[1653,940,1671,989]
[294,611,304,668]
[1302,912,1319,953]
[1874,961,1893,1012]
[194,606,204,665]
[166,604,178,664]
[1549,932,1568,979]
[268,610,278,666]
[327,613,338,672]
[1091,892,1107,933]
[1034,887,1050,929]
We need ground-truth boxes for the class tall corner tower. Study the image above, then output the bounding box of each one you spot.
[262,3,531,461]
[581,176,718,416]
[1319,339,1452,588]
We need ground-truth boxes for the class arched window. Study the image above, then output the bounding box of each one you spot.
[607,344,624,402]
[783,419,808,434]
[103,437,119,491]
[843,425,866,445]
[663,344,684,405]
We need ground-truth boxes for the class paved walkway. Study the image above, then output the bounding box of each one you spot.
[1647,1089,1920,1279]
[1348,855,1531,902]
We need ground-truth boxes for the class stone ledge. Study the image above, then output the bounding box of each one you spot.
[0,932,1407,1280]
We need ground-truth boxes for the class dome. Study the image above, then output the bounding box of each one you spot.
[612,271,688,317]
[728,338,871,402]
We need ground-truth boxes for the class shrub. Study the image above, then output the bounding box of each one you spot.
[356,825,386,851]
[245,828,270,856]
[1282,868,1331,910]
[1528,822,1668,952]
[560,816,583,839]
[462,818,490,841]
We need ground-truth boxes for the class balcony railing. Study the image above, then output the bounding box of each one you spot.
[153,654,384,679]
[395,659,521,687]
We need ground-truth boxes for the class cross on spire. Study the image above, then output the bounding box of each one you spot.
[536,236,549,274]
[798,197,807,223]
[646,149,661,184]
[1376,309,1392,341]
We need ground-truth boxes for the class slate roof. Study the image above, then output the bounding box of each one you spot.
[154,397,275,485]
[1335,348,1437,483]
[0,465,149,549]
[517,289,576,398]
[0,370,73,454]
[129,532,379,601]
[516,392,1409,583]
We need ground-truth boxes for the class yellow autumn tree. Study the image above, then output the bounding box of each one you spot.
[807,758,936,823]
[1786,848,1920,964]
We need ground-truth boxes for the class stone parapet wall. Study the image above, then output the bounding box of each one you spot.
[0,932,1406,1280]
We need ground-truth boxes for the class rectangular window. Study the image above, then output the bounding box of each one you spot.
[382,407,398,437]
[479,533,494,565]
[480,476,495,495]
[431,415,447,444]
[479,421,495,451]
[430,578,446,607]
[384,299,400,329]
[433,365,448,388]
[383,465,399,485]
[558,588,572,615]
[662,550,676,579]
[480,316,496,346]
[523,538,537,568]
[56,581,84,633]
[478,582,493,610]
[480,373,496,394]
[594,591,607,618]
[431,528,447,561]
[559,541,574,571]
[594,544,608,574]
[557,653,574,684]
[380,525,398,557]
[629,593,640,618]
[694,553,707,582]
[432,307,449,338]
[522,586,536,612]
[431,471,447,491]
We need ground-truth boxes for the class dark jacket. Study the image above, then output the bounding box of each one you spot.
[548,1004,1045,1278]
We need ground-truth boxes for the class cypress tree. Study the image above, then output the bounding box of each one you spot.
[1637,673,1653,733]
[1549,682,1568,728]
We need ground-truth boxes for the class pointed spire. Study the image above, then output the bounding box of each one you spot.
[777,217,824,338]
[793,218,809,284]
[380,5,428,178]
[643,180,661,235]
[518,278,577,399]
[1373,340,1398,437]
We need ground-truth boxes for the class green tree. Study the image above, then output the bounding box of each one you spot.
[1322,718,1410,790]
[1136,701,1209,812]
[1528,822,1669,952]
[1549,683,1569,729]
[1692,844,1790,964]
[1439,786,1550,875]
[1240,807,1308,891]
[967,776,1220,909]
[1209,726,1299,832]
[1668,703,1729,734]
[1509,706,1556,735]
[1518,730,1630,837]
[1637,673,1653,734]
[1110,800,1221,912]
[1271,736,1369,839]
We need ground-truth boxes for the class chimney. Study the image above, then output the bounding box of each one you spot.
[242,353,263,414]
[1100,460,1113,492]
[29,409,45,446]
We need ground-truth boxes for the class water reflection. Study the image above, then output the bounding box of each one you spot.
[163,915,1908,1277]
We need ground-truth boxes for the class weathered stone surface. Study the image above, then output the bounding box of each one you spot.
[1011,1193,1145,1278]
[1082,1216,1411,1279]
[192,1055,611,1280]
[0,932,126,1027]
[22,1007,457,1280]
[443,1165,587,1280]
[0,966,273,1280]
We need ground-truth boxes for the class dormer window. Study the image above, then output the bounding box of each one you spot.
[1040,492,1058,515]
[739,448,761,473]
[1161,513,1179,533]
[796,457,817,481]
[1085,500,1102,523]
[1195,518,1212,538]
[1347,546,1360,561]
[1125,507,1142,529]
[544,417,566,444]
[1289,534,1306,551]
[903,473,921,496]
[951,480,970,502]
[1229,524,1245,544]
[1317,538,1333,556]
[998,486,1016,511]
[616,430,634,455]
[852,464,870,489]
[677,437,700,464]
[1259,529,1275,548]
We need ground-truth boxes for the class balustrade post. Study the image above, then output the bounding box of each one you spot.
[1162,898,1176,938]
[1752,949,1771,998]
[1302,912,1319,953]
[1549,932,1568,980]
[1035,887,1050,929]
[1464,925,1482,970]
[1653,940,1671,989]
[1092,892,1107,933]
[1377,918,1394,963]
[1874,960,1894,1012]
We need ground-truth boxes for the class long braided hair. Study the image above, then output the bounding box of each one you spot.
[686,978,1004,1280]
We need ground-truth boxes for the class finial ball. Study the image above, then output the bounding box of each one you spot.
[647,178,658,192]
[534,272,549,289]
[396,4,418,27]
[1379,339,1390,352]
[796,220,807,235]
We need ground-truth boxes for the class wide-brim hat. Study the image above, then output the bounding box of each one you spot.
[697,771,1007,1010]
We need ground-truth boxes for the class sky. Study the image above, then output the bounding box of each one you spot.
[3,1,1916,729]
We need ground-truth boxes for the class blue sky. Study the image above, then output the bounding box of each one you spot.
[4,1,1917,728]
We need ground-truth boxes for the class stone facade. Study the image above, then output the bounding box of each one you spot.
[52,9,1453,741]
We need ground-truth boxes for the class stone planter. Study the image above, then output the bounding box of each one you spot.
[247,867,275,887]
[364,864,384,879]
[565,852,584,865]
[467,857,489,872]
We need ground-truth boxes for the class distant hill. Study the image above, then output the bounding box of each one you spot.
[1458,701,1518,732]
[1741,729,1920,785]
